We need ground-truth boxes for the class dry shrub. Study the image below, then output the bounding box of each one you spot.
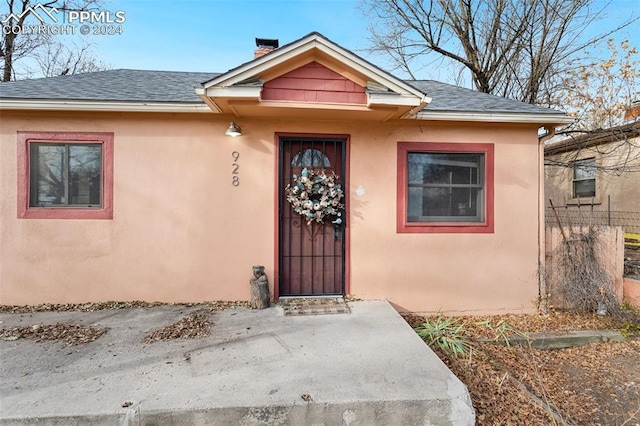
[548,227,622,316]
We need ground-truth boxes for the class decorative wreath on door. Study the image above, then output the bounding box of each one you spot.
[285,167,345,225]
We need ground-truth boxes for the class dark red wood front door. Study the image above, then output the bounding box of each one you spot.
[279,136,346,296]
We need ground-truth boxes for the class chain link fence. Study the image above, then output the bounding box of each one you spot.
[545,207,640,234]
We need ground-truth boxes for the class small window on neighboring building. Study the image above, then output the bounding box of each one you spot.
[572,158,596,198]
[17,132,113,219]
[397,142,494,233]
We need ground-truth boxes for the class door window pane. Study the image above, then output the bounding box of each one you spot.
[291,148,331,167]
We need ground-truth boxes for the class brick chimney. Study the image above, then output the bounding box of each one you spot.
[254,38,279,59]
[624,100,640,122]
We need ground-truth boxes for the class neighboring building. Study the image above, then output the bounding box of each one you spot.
[0,33,571,314]
[544,120,640,233]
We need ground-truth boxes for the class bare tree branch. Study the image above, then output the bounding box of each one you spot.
[34,40,106,77]
[361,0,638,105]
[545,122,640,175]
[1,0,104,81]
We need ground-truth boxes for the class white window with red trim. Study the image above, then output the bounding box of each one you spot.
[17,132,114,219]
[397,142,494,233]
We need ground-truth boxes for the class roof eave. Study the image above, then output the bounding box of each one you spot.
[204,86,263,98]
[415,111,575,124]
[367,92,431,108]
[544,121,640,155]
[0,99,212,113]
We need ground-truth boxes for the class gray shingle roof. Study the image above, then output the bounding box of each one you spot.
[410,80,561,115]
[0,69,218,103]
[0,68,562,116]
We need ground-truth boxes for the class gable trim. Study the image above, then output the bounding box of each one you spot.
[200,33,430,109]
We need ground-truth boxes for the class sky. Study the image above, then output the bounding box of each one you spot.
[88,0,377,74]
[4,0,640,82]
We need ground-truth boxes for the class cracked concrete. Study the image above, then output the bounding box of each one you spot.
[0,300,474,425]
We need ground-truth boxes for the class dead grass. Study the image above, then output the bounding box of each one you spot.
[404,311,640,426]
[0,323,108,346]
[0,300,250,314]
[0,301,251,345]
[143,311,212,343]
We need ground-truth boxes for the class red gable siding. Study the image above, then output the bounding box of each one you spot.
[262,62,366,104]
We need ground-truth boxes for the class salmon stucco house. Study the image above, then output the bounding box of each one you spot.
[0,33,572,314]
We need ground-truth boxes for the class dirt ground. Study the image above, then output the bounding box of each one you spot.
[404,312,640,426]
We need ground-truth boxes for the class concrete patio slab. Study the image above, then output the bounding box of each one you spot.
[0,300,474,425]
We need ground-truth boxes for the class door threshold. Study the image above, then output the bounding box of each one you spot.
[278,297,351,316]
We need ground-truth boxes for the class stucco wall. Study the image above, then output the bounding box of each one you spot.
[1,110,542,314]
[624,277,640,307]
[348,121,542,314]
[545,136,640,213]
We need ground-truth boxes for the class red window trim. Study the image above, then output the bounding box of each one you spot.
[397,142,494,234]
[17,131,114,220]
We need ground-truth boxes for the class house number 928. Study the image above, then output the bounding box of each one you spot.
[232,151,240,186]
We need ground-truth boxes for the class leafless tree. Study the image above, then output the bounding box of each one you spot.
[552,39,640,134]
[1,0,103,81]
[361,0,637,105]
[545,122,640,173]
[544,39,640,175]
[362,0,640,175]
[34,40,106,77]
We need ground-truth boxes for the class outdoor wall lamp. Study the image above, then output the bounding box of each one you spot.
[225,121,242,137]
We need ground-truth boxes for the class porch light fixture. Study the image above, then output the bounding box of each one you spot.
[225,121,242,137]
